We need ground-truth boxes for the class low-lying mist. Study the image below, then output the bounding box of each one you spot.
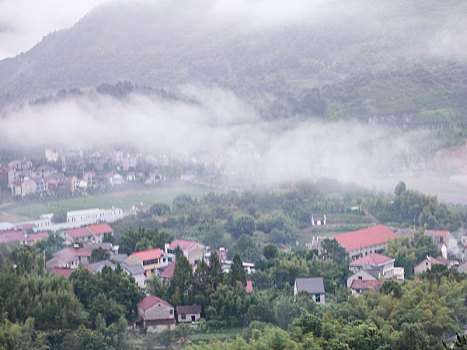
[0,85,433,192]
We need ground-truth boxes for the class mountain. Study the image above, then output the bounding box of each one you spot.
[1,0,467,120]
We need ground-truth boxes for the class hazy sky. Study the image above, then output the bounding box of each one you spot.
[0,0,112,59]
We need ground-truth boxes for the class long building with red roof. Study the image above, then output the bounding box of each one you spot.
[332,225,396,260]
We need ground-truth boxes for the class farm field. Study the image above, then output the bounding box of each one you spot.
[6,185,222,220]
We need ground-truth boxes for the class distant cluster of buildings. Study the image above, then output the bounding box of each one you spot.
[0,147,226,200]
[307,224,467,297]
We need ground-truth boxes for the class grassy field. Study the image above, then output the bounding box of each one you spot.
[7,185,222,220]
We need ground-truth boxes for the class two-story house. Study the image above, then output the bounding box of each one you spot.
[166,239,205,264]
[136,296,176,333]
[349,253,396,279]
[125,248,173,278]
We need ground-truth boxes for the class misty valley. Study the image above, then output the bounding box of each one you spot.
[1,0,467,349]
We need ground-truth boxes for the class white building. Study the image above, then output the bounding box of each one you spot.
[66,207,123,225]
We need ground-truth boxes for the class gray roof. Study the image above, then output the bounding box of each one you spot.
[295,277,325,294]
[110,254,128,263]
[122,262,145,275]
[88,260,116,273]
[84,243,113,250]
[363,266,383,279]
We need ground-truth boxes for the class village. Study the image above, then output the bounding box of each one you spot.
[0,148,226,201]
[1,195,466,348]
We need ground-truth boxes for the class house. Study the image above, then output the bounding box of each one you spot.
[346,270,379,288]
[46,247,93,271]
[136,296,176,333]
[61,223,114,245]
[86,223,114,243]
[425,229,450,259]
[125,248,172,278]
[349,253,396,279]
[221,260,255,274]
[425,229,451,247]
[122,263,146,288]
[311,214,326,226]
[51,267,74,279]
[159,261,176,281]
[414,255,449,275]
[176,305,201,323]
[332,225,397,260]
[62,227,95,245]
[133,202,149,215]
[26,231,49,245]
[294,277,325,305]
[350,279,384,296]
[0,229,27,245]
[166,239,205,264]
[88,260,117,274]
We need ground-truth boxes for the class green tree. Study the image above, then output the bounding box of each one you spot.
[208,251,223,289]
[147,274,167,299]
[230,253,246,287]
[90,248,110,263]
[169,255,193,305]
[321,238,347,265]
[395,181,406,196]
[263,244,279,260]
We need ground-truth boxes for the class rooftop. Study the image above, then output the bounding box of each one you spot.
[160,261,176,278]
[51,267,74,278]
[138,295,173,311]
[169,239,199,250]
[295,277,325,294]
[132,248,163,261]
[87,223,114,235]
[332,225,396,251]
[425,229,450,238]
[350,253,394,266]
[0,229,27,244]
[350,279,384,291]
[176,305,201,315]
[65,227,92,239]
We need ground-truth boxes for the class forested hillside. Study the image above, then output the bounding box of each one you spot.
[1,0,467,123]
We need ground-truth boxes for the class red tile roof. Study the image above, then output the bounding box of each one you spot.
[27,232,49,245]
[52,267,73,278]
[169,239,198,250]
[415,255,448,268]
[75,248,93,257]
[160,261,176,278]
[133,248,162,262]
[350,253,394,266]
[0,229,27,244]
[138,295,173,311]
[66,227,92,239]
[425,230,450,238]
[350,279,384,291]
[332,225,396,252]
[87,223,114,236]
